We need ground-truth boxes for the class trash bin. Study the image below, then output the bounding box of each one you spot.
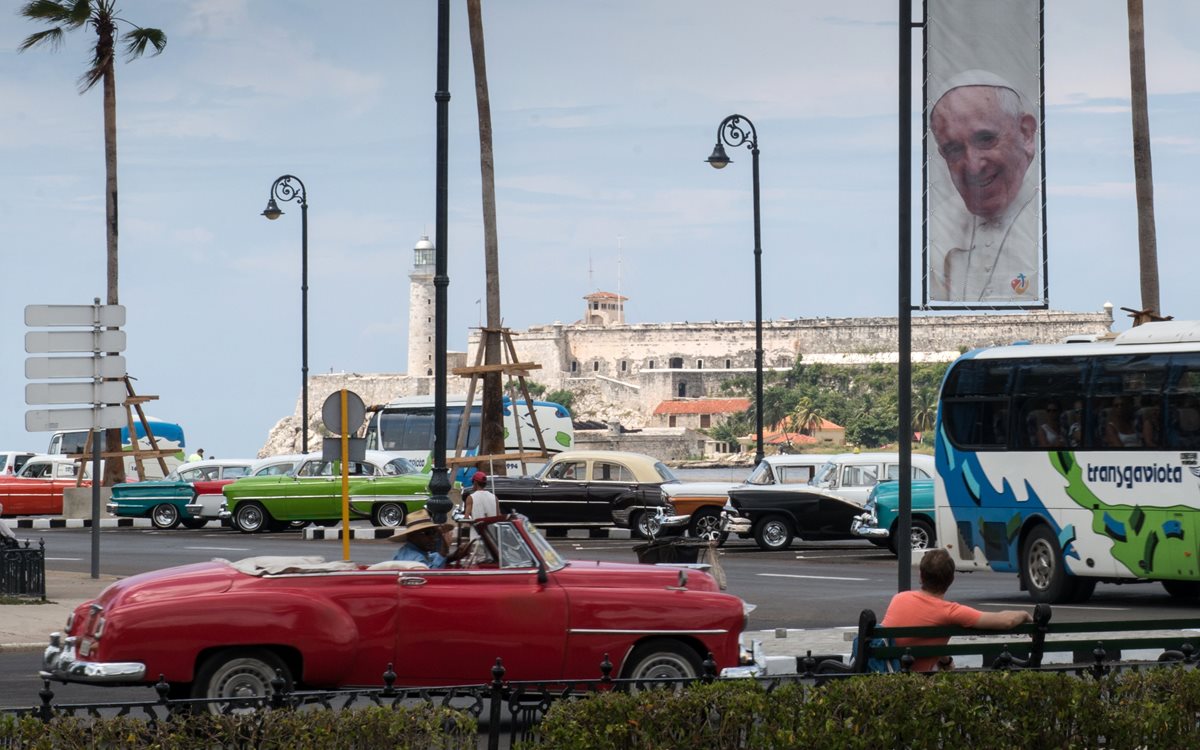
[633,538,707,565]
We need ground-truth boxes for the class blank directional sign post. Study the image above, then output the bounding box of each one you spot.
[26,381,127,405]
[26,355,127,380]
[25,304,126,328]
[25,406,125,433]
[25,302,126,582]
[25,330,126,354]
[24,301,128,431]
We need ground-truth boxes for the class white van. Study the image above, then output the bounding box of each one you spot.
[0,451,36,477]
[810,452,935,505]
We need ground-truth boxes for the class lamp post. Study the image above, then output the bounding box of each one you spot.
[424,0,453,524]
[261,175,310,454]
[707,114,765,466]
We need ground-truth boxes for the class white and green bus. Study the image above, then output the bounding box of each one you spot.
[363,395,574,480]
[934,320,1200,603]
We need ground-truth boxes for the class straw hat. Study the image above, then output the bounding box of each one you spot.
[388,508,451,543]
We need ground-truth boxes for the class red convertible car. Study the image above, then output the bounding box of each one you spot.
[42,515,754,701]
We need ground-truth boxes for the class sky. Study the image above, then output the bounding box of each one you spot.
[2,0,1198,460]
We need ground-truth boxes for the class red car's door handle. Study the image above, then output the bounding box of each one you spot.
[399,577,427,586]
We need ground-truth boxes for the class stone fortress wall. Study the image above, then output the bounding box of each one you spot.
[261,306,1114,457]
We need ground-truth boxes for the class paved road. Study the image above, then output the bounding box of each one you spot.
[3,523,1200,709]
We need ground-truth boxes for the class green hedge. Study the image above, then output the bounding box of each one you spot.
[519,668,1200,749]
[0,703,474,749]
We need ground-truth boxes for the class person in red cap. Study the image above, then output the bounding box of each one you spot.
[464,470,499,520]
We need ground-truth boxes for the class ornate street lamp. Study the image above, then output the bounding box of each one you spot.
[261,174,310,454]
[425,0,453,523]
[707,115,765,466]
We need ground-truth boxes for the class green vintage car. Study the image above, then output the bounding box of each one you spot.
[221,454,429,533]
[850,478,936,555]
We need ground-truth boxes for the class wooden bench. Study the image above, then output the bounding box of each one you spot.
[811,605,1200,674]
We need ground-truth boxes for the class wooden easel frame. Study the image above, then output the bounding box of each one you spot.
[73,377,178,484]
[448,327,548,475]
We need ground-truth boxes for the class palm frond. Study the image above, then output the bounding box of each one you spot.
[68,0,95,25]
[17,26,65,52]
[77,52,108,92]
[18,0,78,25]
[121,27,166,58]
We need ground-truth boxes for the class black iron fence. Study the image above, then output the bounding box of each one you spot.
[0,538,45,599]
[7,646,1200,748]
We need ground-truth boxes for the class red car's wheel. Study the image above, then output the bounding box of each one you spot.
[192,648,292,712]
[623,638,702,691]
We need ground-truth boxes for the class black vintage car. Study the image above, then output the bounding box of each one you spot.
[486,450,680,538]
[722,484,864,551]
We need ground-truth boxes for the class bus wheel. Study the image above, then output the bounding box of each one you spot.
[1020,524,1079,604]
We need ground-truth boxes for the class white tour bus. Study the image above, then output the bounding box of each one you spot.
[934,320,1200,604]
[364,395,574,479]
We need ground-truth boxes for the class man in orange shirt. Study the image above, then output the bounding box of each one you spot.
[881,548,1032,671]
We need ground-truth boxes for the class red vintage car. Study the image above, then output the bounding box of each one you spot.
[0,455,91,516]
[42,515,754,701]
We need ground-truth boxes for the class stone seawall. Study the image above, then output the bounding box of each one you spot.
[260,308,1113,456]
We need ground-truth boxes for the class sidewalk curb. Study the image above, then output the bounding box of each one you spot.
[0,643,47,654]
[11,517,155,530]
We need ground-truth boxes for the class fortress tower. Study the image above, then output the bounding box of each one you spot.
[407,235,436,377]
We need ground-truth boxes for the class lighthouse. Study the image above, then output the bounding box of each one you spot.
[408,234,436,377]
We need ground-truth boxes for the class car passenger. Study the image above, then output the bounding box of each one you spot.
[389,508,471,568]
[880,548,1032,671]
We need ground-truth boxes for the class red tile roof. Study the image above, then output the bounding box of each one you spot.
[763,430,818,445]
[653,398,751,416]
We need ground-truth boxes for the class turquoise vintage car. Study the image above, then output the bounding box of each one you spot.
[106,460,253,530]
[221,456,430,533]
[850,478,936,555]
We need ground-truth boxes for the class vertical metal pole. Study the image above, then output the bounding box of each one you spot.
[90,298,101,579]
[301,198,310,454]
[426,0,453,522]
[898,0,914,591]
[340,389,350,561]
[751,146,765,467]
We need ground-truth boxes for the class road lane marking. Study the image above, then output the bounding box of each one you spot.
[795,553,892,560]
[979,601,1130,611]
[758,573,870,582]
[185,546,251,552]
[45,557,82,561]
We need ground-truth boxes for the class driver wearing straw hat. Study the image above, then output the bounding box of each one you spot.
[389,508,471,568]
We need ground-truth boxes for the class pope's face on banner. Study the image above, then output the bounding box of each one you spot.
[931,85,1037,221]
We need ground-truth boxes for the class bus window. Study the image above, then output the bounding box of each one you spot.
[941,359,1013,449]
[1167,353,1200,449]
[1013,358,1086,450]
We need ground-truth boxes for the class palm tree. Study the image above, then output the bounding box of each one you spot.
[20,0,166,485]
[1127,0,1160,318]
[790,397,826,437]
[466,0,506,471]
[912,386,938,437]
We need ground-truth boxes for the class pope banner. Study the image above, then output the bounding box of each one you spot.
[924,0,1046,308]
